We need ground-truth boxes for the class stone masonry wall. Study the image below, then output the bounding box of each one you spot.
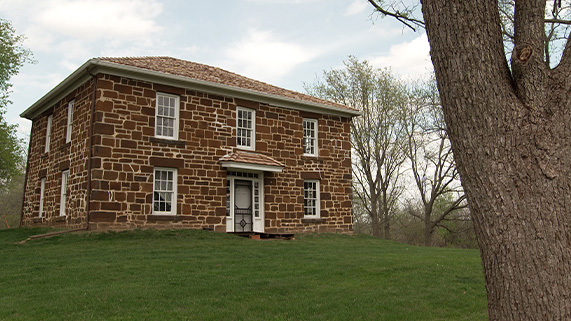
[21,78,95,228]
[23,72,353,233]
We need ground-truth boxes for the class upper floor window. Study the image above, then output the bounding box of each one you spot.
[60,170,69,216]
[153,167,178,215]
[304,180,320,218]
[303,118,318,156]
[66,101,74,143]
[45,114,53,153]
[236,107,255,150]
[155,93,180,140]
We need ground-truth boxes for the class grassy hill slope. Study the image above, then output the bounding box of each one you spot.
[0,228,487,320]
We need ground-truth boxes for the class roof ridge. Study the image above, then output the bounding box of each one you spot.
[96,56,358,113]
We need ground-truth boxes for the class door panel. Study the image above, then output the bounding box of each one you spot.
[234,180,252,232]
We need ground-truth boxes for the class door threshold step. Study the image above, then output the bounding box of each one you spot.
[232,232,295,240]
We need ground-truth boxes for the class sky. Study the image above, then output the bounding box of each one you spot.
[1,0,432,138]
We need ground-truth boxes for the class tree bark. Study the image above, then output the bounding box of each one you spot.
[420,0,571,319]
[423,206,434,247]
[370,188,381,238]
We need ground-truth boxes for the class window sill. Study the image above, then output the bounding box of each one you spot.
[236,146,256,152]
[301,155,323,162]
[54,215,67,222]
[149,137,186,147]
[301,218,326,224]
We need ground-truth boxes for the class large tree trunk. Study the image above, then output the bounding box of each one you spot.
[421,0,571,320]
[383,214,391,240]
[382,191,391,240]
[423,208,434,247]
[370,188,381,237]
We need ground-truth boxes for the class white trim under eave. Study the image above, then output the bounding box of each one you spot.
[220,161,283,173]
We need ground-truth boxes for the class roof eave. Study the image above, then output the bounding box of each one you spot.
[21,58,361,120]
[20,59,97,120]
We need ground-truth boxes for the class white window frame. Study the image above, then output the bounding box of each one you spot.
[153,167,178,215]
[39,177,46,218]
[60,170,69,216]
[66,101,74,143]
[155,93,180,140]
[302,118,318,157]
[236,107,255,150]
[303,180,320,218]
[45,114,53,153]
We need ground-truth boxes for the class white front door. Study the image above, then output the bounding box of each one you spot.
[226,172,264,233]
[234,180,253,232]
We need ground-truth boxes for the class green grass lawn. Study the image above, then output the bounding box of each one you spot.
[0,228,487,320]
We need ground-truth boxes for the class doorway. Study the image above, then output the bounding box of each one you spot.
[226,172,264,233]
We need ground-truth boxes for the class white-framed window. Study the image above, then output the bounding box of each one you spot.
[304,180,320,218]
[236,107,255,150]
[60,170,69,216]
[155,93,180,140]
[303,118,318,156]
[153,167,178,215]
[66,101,74,143]
[45,114,53,153]
[39,177,46,218]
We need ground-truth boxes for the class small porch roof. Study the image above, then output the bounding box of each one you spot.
[219,150,285,173]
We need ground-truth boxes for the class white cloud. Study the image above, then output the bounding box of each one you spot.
[345,0,368,16]
[10,72,66,97]
[1,0,164,63]
[36,0,163,40]
[368,34,433,78]
[222,29,322,82]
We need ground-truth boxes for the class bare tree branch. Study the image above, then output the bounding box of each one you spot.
[367,0,425,32]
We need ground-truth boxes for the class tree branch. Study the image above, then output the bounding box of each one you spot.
[368,0,425,32]
[544,18,571,25]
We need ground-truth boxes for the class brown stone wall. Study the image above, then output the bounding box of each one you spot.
[88,74,231,230]
[21,78,95,228]
[259,108,353,234]
[23,72,353,233]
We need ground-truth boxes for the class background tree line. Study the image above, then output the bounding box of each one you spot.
[0,19,33,229]
[306,57,474,248]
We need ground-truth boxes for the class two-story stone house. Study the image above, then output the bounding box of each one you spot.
[20,57,359,234]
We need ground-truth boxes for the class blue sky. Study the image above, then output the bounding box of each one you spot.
[1,0,431,137]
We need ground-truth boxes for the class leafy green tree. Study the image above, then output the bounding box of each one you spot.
[306,57,408,239]
[0,19,33,188]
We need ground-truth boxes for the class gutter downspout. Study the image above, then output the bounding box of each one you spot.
[84,69,98,230]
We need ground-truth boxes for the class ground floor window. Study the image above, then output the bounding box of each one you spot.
[60,170,69,216]
[304,180,320,218]
[39,177,46,218]
[153,167,177,215]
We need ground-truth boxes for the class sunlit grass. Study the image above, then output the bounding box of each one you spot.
[0,228,487,320]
